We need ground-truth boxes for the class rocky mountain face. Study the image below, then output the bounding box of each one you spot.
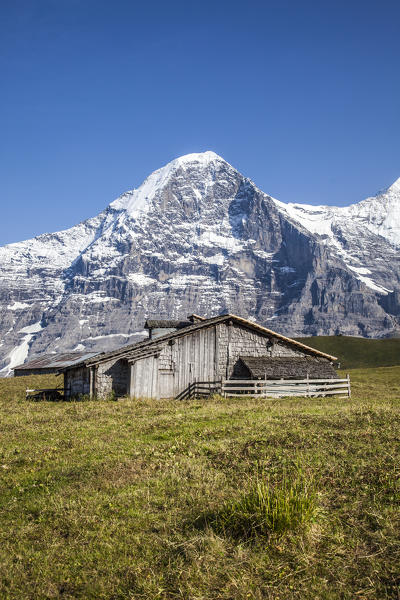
[1,151,399,374]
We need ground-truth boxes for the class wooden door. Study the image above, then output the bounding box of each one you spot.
[159,370,174,399]
[130,356,159,399]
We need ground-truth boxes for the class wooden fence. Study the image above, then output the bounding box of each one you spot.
[176,376,351,400]
[221,375,351,398]
[175,381,221,401]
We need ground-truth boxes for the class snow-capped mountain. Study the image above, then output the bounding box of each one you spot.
[274,179,400,294]
[1,151,399,374]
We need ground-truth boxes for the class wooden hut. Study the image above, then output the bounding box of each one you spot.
[62,314,338,399]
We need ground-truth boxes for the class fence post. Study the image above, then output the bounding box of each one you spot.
[347,374,351,398]
[307,373,309,397]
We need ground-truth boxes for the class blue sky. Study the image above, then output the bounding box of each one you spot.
[1,0,400,245]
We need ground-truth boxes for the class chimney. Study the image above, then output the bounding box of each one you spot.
[144,319,195,339]
[187,314,206,323]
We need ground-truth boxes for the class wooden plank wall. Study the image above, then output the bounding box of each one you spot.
[131,356,159,399]
[158,370,174,399]
[171,326,216,397]
[130,326,218,399]
[65,367,90,396]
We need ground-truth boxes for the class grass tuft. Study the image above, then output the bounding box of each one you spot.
[209,468,317,541]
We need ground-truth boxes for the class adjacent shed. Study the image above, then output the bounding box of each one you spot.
[62,314,338,399]
[13,351,99,377]
[233,356,338,380]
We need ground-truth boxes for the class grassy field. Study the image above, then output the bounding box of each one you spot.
[0,369,399,599]
[295,335,400,369]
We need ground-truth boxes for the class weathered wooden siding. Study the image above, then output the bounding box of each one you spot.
[65,366,90,396]
[130,355,159,398]
[158,370,174,399]
[216,322,304,379]
[170,325,216,397]
[150,327,178,339]
[130,325,217,399]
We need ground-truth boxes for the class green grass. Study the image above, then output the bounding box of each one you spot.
[295,335,400,369]
[0,374,62,402]
[207,467,318,540]
[0,369,399,599]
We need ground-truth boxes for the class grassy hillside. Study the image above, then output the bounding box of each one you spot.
[0,374,62,402]
[0,370,399,599]
[295,335,400,369]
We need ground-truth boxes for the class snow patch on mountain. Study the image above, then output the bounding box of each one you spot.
[198,229,243,252]
[127,273,157,286]
[8,302,30,310]
[347,181,400,246]
[0,321,43,375]
[274,177,400,248]
[273,199,334,237]
[274,177,400,293]
[346,265,393,294]
[19,322,43,334]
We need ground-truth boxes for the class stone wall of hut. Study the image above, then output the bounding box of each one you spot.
[216,322,305,379]
[95,358,129,398]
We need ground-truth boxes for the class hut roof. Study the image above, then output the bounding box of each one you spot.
[65,313,337,369]
[239,356,338,379]
[144,319,192,329]
[13,351,99,372]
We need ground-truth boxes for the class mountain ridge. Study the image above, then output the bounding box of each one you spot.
[0,151,399,374]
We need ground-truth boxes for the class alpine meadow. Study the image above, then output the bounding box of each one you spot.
[0,366,399,599]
